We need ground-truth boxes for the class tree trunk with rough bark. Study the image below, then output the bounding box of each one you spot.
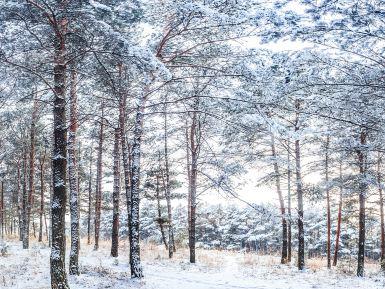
[129,93,146,278]
[325,136,331,269]
[111,128,121,258]
[287,140,292,263]
[357,129,367,277]
[94,105,104,251]
[38,150,46,242]
[50,10,70,288]
[295,99,305,271]
[378,154,385,271]
[87,148,93,245]
[333,161,343,266]
[163,102,174,258]
[69,67,80,275]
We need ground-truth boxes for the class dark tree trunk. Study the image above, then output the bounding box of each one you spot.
[287,140,292,263]
[17,159,22,241]
[129,94,146,278]
[188,107,200,264]
[22,150,28,249]
[163,100,175,257]
[69,67,80,275]
[27,98,38,245]
[270,134,287,264]
[38,150,46,242]
[87,148,93,245]
[111,128,121,258]
[333,161,343,266]
[295,99,305,270]
[325,136,331,269]
[357,129,367,277]
[378,154,385,271]
[94,105,104,251]
[118,74,131,254]
[50,12,70,288]
[0,182,3,239]
[156,174,168,250]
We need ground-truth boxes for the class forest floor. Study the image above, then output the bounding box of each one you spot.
[1,237,385,289]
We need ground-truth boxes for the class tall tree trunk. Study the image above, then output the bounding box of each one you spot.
[111,128,121,258]
[69,67,80,275]
[38,150,46,242]
[325,136,331,269]
[270,134,287,264]
[163,101,174,258]
[50,11,70,288]
[378,154,385,271]
[0,182,3,239]
[17,159,22,241]
[22,150,28,249]
[87,148,93,245]
[357,129,367,277]
[27,98,38,245]
[188,107,199,264]
[295,99,305,270]
[333,161,343,266]
[129,93,146,278]
[156,174,168,250]
[118,70,131,255]
[94,104,104,251]
[287,140,292,263]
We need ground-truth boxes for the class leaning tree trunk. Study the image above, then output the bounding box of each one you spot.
[325,136,331,269]
[333,161,343,266]
[287,140,292,263]
[357,129,367,277]
[129,93,146,278]
[50,12,70,288]
[378,155,385,271]
[111,128,121,258]
[270,134,288,264]
[69,67,80,275]
[94,105,104,251]
[295,99,305,270]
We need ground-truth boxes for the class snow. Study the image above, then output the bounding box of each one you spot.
[1,238,385,289]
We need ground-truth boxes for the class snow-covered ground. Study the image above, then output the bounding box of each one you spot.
[1,238,385,289]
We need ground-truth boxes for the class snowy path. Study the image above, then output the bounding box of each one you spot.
[1,240,385,289]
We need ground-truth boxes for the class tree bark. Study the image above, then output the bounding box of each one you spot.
[87,148,93,245]
[163,101,174,258]
[287,140,292,263]
[94,104,104,251]
[22,150,28,249]
[156,174,168,250]
[69,67,80,275]
[129,93,146,278]
[378,154,385,271]
[325,136,331,269]
[270,134,288,264]
[111,127,121,258]
[38,150,46,242]
[295,99,305,270]
[357,129,367,277]
[50,11,70,288]
[333,161,343,266]
[27,98,38,245]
